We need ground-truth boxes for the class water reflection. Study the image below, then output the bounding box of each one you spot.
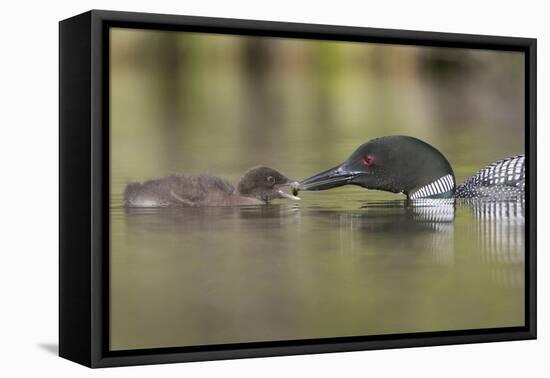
[464,199,525,289]
[122,198,525,276]
[111,197,525,350]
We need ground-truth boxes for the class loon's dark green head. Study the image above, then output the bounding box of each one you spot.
[299,136,456,199]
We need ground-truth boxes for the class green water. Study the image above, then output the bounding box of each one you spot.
[110,194,524,350]
[108,28,525,350]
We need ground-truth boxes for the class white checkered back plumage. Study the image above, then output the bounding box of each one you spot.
[455,154,525,199]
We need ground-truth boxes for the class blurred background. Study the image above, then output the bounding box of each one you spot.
[109,28,525,351]
[110,28,524,201]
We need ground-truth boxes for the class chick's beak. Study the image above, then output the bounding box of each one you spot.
[276,180,301,200]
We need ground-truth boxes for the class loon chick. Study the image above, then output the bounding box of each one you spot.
[299,135,525,200]
[125,166,300,207]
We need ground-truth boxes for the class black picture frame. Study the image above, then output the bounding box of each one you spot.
[59,9,537,368]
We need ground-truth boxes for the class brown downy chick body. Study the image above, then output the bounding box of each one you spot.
[124,166,299,207]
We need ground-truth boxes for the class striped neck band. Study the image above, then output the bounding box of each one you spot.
[409,174,455,199]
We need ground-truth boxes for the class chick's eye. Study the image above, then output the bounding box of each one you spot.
[266,176,275,184]
[362,155,374,167]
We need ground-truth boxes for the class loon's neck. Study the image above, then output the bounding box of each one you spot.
[408,174,456,199]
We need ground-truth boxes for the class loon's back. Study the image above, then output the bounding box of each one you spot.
[455,154,525,200]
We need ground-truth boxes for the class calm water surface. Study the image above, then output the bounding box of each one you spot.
[110,190,524,350]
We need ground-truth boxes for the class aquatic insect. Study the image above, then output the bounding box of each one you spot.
[291,181,300,197]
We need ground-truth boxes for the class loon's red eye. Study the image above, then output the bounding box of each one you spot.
[363,155,374,167]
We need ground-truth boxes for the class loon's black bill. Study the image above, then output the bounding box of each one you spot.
[299,166,358,191]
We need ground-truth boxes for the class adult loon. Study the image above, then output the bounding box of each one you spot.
[298,135,525,200]
[125,166,300,207]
